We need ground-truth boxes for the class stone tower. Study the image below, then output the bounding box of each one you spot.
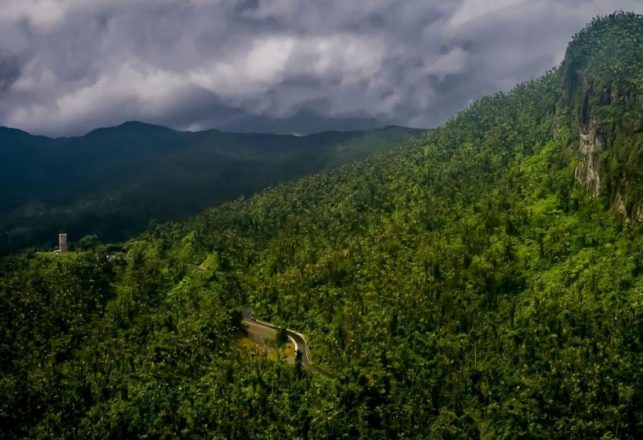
[58,233,68,253]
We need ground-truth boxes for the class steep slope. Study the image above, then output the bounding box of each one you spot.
[0,12,641,439]
[0,123,422,253]
[558,13,643,218]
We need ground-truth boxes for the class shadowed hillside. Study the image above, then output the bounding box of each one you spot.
[0,124,422,253]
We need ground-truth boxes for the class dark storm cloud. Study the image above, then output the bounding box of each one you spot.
[0,53,24,92]
[0,0,641,136]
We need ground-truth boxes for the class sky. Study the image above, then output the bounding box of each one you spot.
[0,0,641,136]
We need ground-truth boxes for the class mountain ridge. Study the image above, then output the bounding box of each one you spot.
[0,123,424,253]
[1,119,423,140]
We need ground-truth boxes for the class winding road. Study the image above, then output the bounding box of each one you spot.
[241,308,335,379]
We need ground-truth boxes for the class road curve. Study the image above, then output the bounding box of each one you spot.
[241,308,335,379]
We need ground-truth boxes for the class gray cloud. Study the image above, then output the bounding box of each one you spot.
[0,0,641,136]
[0,53,23,92]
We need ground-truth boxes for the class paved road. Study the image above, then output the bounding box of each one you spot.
[241,308,335,379]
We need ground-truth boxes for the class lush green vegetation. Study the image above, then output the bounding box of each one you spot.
[0,13,641,439]
[560,10,643,208]
[0,124,421,254]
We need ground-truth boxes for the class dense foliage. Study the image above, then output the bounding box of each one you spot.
[1,12,641,439]
[560,12,643,209]
[0,123,420,254]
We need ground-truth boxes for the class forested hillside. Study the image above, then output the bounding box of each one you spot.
[1,13,641,439]
[0,124,420,254]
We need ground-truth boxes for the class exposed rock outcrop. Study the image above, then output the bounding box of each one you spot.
[557,12,642,222]
[574,115,604,197]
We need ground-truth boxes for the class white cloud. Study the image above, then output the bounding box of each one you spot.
[0,0,641,135]
[426,47,468,79]
[6,61,189,133]
[446,0,529,30]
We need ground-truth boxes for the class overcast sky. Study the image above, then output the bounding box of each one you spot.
[0,0,641,136]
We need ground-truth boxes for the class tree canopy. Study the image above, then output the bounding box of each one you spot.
[1,12,641,439]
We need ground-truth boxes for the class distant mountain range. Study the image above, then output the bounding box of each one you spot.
[182,106,391,135]
[0,122,424,253]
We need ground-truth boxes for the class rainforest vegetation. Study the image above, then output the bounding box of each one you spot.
[0,13,641,439]
[0,124,420,254]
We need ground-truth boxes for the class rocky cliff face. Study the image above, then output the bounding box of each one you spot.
[567,86,643,222]
[571,83,618,198]
[558,13,643,222]
[574,115,605,197]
